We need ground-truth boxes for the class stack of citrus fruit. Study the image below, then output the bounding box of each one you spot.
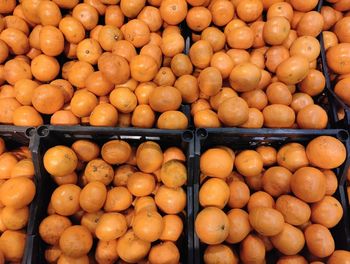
[40,139,187,263]
[196,135,350,263]
[321,1,350,119]
[0,137,36,262]
[185,0,329,129]
[0,0,190,129]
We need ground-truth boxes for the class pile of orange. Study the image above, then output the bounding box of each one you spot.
[0,0,190,129]
[0,0,339,130]
[321,1,350,118]
[0,137,35,262]
[39,139,187,263]
[196,135,350,263]
[186,0,329,129]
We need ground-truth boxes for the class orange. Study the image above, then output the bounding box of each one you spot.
[306,136,346,169]
[230,62,261,92]
[105,5,124,28]
[148,241,180,264]
[326,43,350,75]
[70,90,98,118]
[247,191,275,212]
[72,3,99,30]
[117,230,151,263]
[226,26,254,49]
[59,16,85,44]
[240,234,266,263]
[311,196,343,228]
[50,184,81,216]
[79,182,107,213]
[297,11,324,37]
[210,0,234,27]
[154,67,176,86]
[304,224,335,258]
[131,105,155,128]
[0,230,26,262]
[250,21,266,48]
[59,225,93,258]
[299,69,326,96]
[76,39,102,65]
[200,148,233,179]
[95,239,119,264]
[270,223,305,256]
[71,140,98,163]
[263,17,290,46]
[262,166,292,197]
[235,150,263,178]
[133,209,163,242]
[266,82,292,106]
[149,86,182,112]
[4,59,32,85]
[289,0,318,12]
[236,0,263,22]
[328,250,350,264]
[267,2,294,22]
[0,28,29,55]
[195,207,229,245]
[84,159,114,185]
[157,111,188,129]
[51,79,74,103]
[13,106,43,127]
[123,19,150,48]
[39,214,72,245]
[198,67,222,96]
[137,6,162,32]
[226,209,251,244]
[291,167,326,203]
[32,84,64,115]
[39,26,64,57]
[275,195,311,226]
[256,146,277,167]
[265,46,290,73]
[189,40,213,69]
[136,142,163,173]
[160,0,188,26]
[10,158,34,178]
[44,145,78,177]
[201,27,226,52]
[297,105,328,129]
[1,206,29,231]
[249,207,285,237]
[101,140,131,165]
[186,7,212,31]
[160,159,187,188]
[277,143,309,172]
[130,55,158,82]
[199,178,229,209]
[160,214,183,241]
[127,172,155,197]
[290,36,320,62]
[95,213,127,241]
[155,185,186,214]
[228,181,250,209]
[120,0,145,18]
[98,52,130,85]
[104,187,132,212]
[30,54,59,82]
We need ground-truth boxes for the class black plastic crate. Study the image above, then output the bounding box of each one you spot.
[24,125,194,264]
[181,0,343,130]
[318,0,350,129]
[0,125,42,264]
[193,128,350,263]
